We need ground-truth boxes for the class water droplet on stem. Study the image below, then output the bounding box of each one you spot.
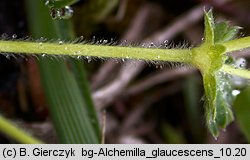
[12,34,17,39]
[39,42,43,48]
[49,6,74,20]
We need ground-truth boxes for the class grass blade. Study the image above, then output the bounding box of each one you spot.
[26,0,100,143]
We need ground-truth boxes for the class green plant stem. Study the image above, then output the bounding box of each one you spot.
[0,116,42,144]
[0,40,192,63]
[221,36,250,52]
[221,64,250,79]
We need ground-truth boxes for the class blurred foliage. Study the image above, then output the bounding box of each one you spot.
[234,87,250,142]
[162,123,186,144]
[73,0,119,36]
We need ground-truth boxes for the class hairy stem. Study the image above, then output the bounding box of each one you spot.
[0,40,192,63]
[221,36,250,53]
[221,64,250,79]
[0,116,42,144]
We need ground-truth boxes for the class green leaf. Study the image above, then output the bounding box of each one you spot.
[37,58,99,143]
[215,98,234,129]
[206,111,219,138]
[26,0,100,143]
[205,71,235,138]
[68,58,101,137]
[204,9,215,45]
[214,74,234,129]
[214,22,240,43]
[201,10,237,138]
[203,73,219,137]
[234,87,250,142]
[203,73,217,103]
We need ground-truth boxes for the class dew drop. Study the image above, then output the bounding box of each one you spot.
[42,54,46,57]
[74,51,81,55]
[78,36,84,43]
[122,58,125,62]
[61,6,74,19]
[59,41,63,45]
[6,54,10,60]
[232,90,240,96]
[12,34,17,39]
[103,39,108,44]
[157,55,160,59]
[86,56,91,63]
[45,0,52,7]
[149,43,155,48]
[39,37,47,42]
[162,40,168,48]
[235,58,246,68]
[49,6,74,20]
[50,8,58,20]
[164,40,168,44]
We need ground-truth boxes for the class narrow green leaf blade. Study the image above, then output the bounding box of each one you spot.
[203,73,219,137]
[69,58,101,137]
[204,10,215,45]
[26,0,100,143]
